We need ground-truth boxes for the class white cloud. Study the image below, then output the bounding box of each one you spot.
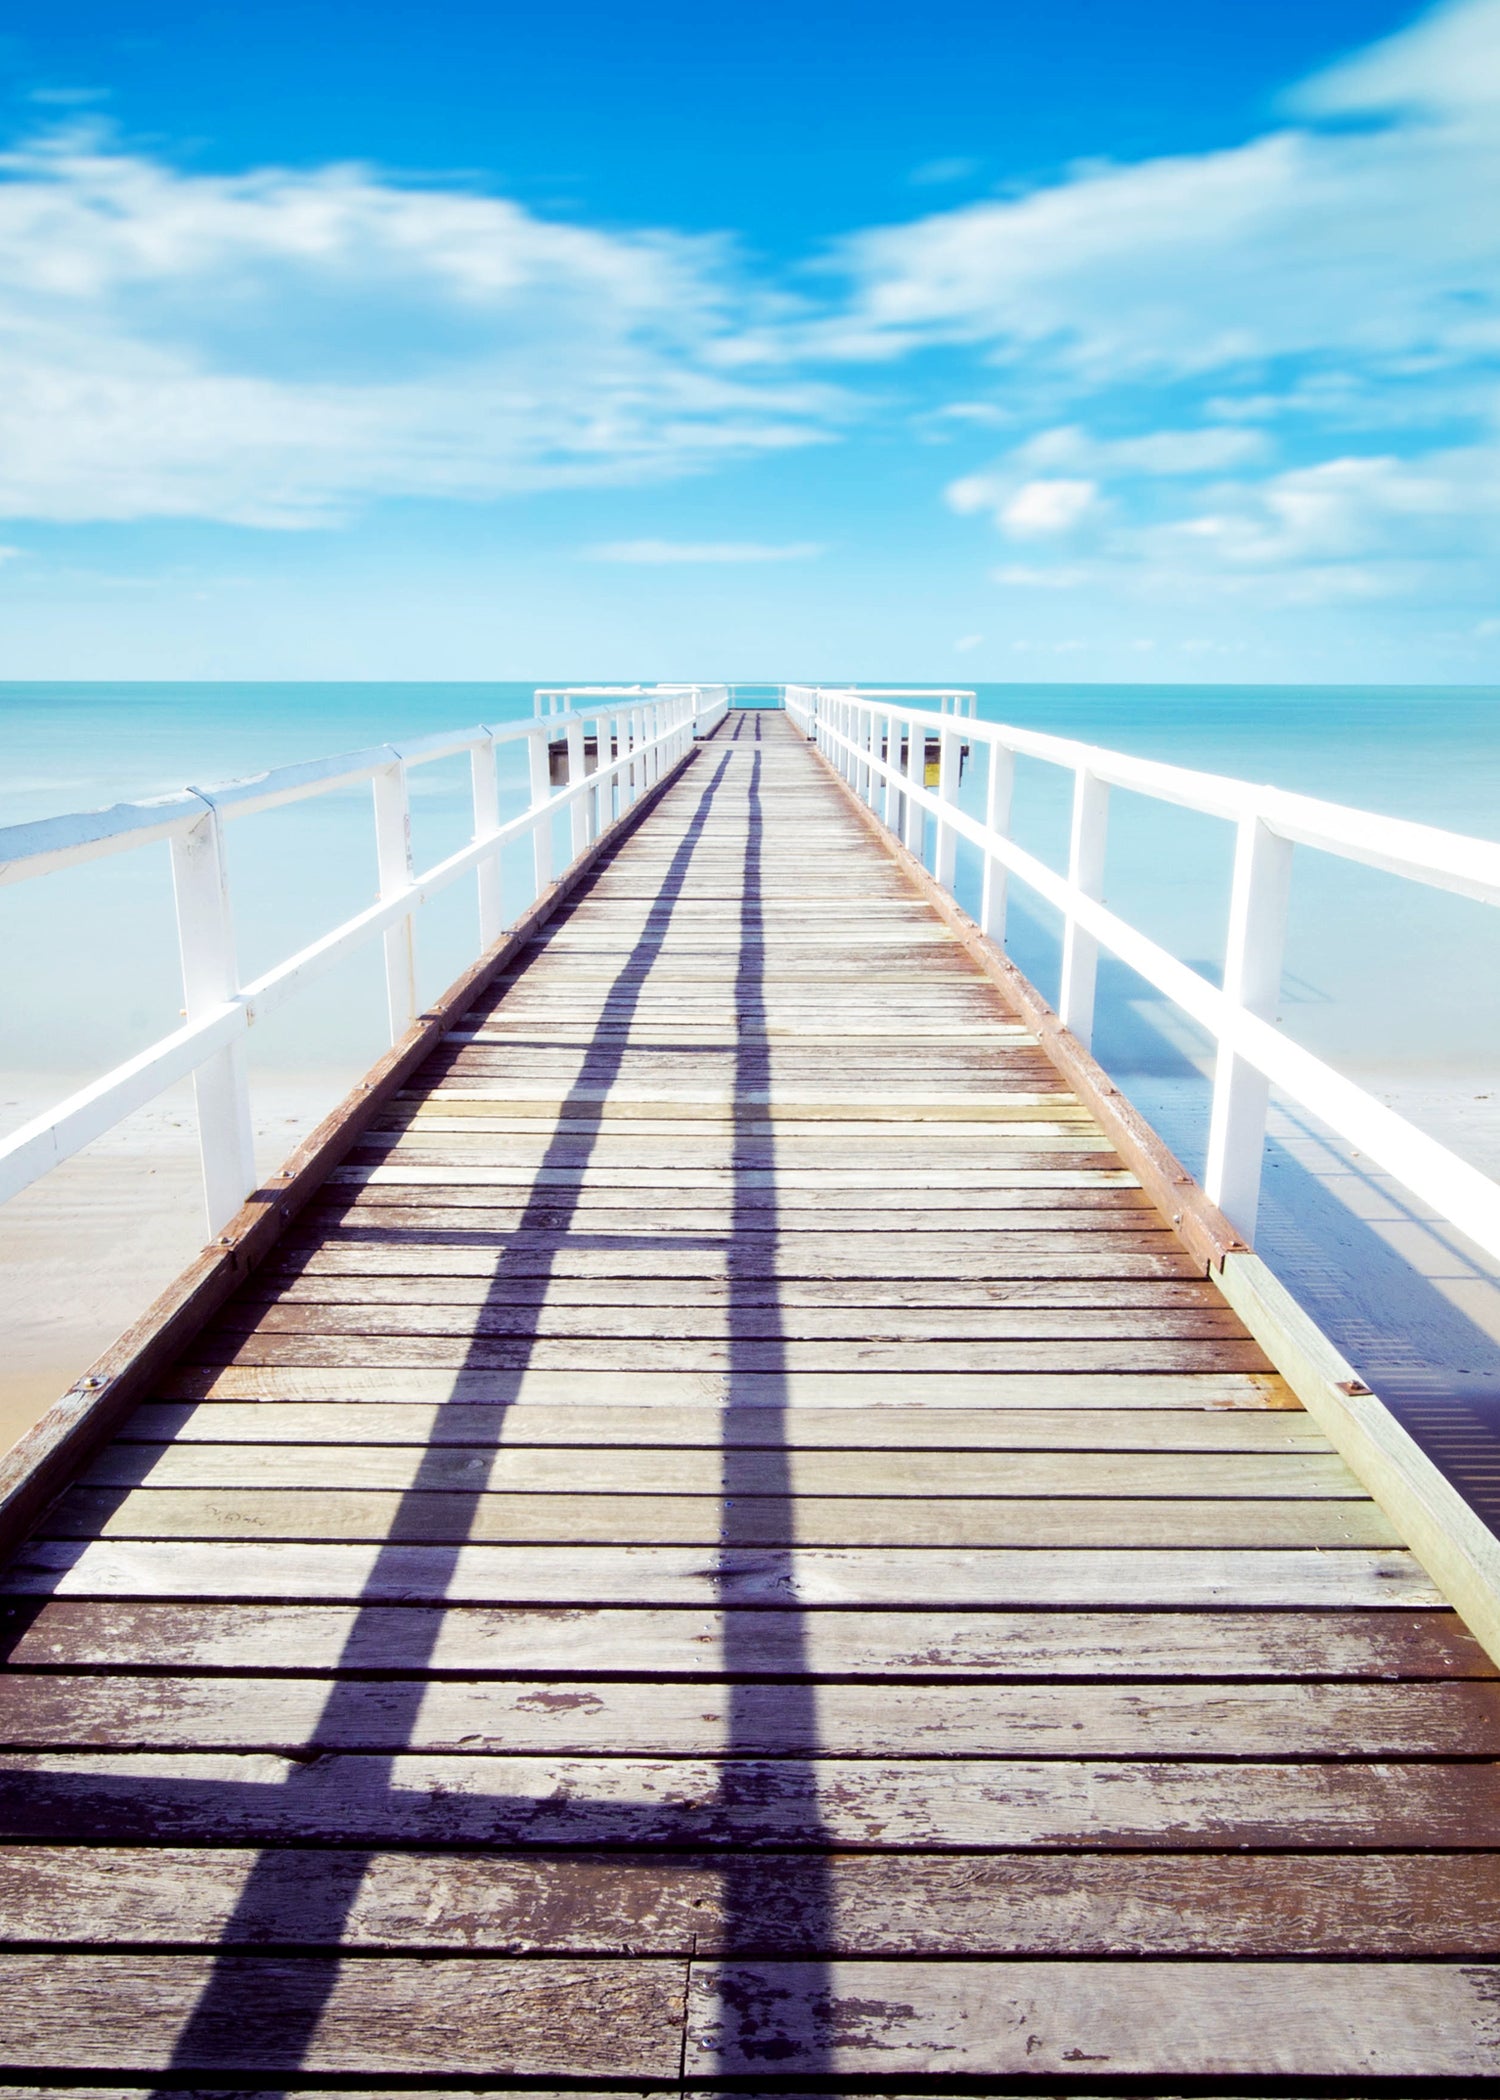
[1015,423,1266,476]
[820,0,1500,380]
[1162,445,1500,578]
[586,539,825,563]
[1000,478,1098,536]
[953,632,984,651]
[947,468,1099,537]
[0,128,835,526]
[1288,0,1500,118]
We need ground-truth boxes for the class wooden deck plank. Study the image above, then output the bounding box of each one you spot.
[4,1847,1498,1957]
[117,1401,1332,1448]
[219,1301,1253,1340]
[191,1336,1276,1372]
[684,1959,1500,2080]
[77,1443,1364,1497]
[35,1486,1398,1548]
[3,1674,1495,1756]
[4,1539,1440,1605]
[5,1603,1483,1677]
[0,1751,1489,1847]
[153,1364,1299,1405]
[0,1954,686,2077]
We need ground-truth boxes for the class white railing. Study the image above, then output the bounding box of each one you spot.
[784,684,1500,1261]
[843,687,978,719]
[534,683,730,719]
[0,684,730,1235]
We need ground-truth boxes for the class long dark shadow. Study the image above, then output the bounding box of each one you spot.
[150,736,738,2088]
[715,718,834,2080]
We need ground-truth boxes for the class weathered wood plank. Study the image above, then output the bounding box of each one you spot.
[39,1487,1396,1548]
[4,1602,1481,1678]
[192,1335,1275,1374]
[354,1130,1113,1158]
[684,1959,1500,2079]
[0,1954,685,2077]
[0,1751,1489,1847]
[78,1443,1363,1500]
[2,1674,1493,1757]
[117,1402,1327,1450]
[220,1300,1250,1342]
[4,1847,1500,1955]
[4,1539,1437,1606]
[274,1235,1200,1280]
[155,1366,1297,1408]
[306,1196,1167,1231]
[328,1161,1143,1190]
[258,1275,1224,1311]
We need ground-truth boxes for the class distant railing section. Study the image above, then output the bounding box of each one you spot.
[0,684,730,1235]
[784,683,1500,1263]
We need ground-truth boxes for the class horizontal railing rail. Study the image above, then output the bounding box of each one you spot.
[843,687,978,718]
[0,684,730,1234]
[784,683,1500,1263]
[534,683,730,718]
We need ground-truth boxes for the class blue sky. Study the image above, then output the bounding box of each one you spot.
[0,0,1496,680]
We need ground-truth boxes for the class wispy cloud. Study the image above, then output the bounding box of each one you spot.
[0,127,837,527]
[586,539,825,563]
[823,2,1500,378]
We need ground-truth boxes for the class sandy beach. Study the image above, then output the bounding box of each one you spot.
[0,1069,359,1453]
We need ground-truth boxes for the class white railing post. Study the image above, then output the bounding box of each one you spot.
[372,757,418,1042]
[903,710,924,857]
[934,723,962,889]
[171,798,256,1234]
[1058,768,1109,1046]
[981,743,1016,945]
[526,726,553,901]
[629,708,645,804]
[589,715,605,837]
[470,735,503,948]
[565,714,589,858]
[883,709,898,830]
[1205,814,1295,1240]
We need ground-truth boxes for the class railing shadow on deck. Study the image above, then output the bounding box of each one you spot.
[27,709,834,2084]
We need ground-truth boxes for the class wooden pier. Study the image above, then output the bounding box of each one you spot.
[1,708,1499,2087]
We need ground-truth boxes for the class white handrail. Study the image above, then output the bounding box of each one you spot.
[783,684,1500,1260]
[0,685,730,1232]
